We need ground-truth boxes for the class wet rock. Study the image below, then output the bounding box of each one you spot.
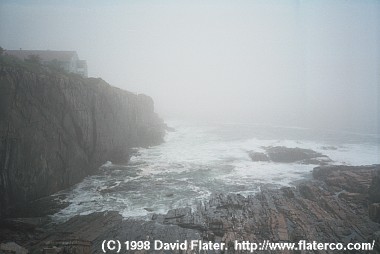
[369,167,380,203]
[313,165,375,194]
[297,184,317,201]
[281,187,295,198]
[43,239,91,254]
[0,217,48,231]
[373,231,380,252]
[249,146,333,165]
[9,194,69,218]
[248,151,269,161]
[0,242,28,254]
[369,203,380,223]
[263,146,331,164]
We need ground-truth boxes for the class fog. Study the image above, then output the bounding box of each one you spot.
[1,0,379,133]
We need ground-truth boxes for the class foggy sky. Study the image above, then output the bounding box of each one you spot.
[1,0,379,133]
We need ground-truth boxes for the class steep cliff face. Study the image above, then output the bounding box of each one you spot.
[0,65,165,217]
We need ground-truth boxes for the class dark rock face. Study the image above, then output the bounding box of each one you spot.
[0,66,165,217]
[255,146,332,165]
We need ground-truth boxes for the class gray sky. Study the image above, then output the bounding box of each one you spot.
[1,0,379,133]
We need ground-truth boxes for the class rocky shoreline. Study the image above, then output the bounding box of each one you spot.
[1,164,379,253]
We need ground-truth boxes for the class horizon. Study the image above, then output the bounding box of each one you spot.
[1,0,379,134]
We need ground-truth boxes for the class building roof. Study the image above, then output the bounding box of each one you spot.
[5,50,78,62]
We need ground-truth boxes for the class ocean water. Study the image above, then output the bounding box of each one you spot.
[52,120,380,222]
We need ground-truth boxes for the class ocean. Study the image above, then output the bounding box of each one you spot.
[51,120,380,222]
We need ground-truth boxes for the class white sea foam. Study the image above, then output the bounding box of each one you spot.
[101,161,113,168]
[51,120,380,222]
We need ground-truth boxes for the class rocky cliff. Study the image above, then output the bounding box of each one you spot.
[0,63,165,217]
